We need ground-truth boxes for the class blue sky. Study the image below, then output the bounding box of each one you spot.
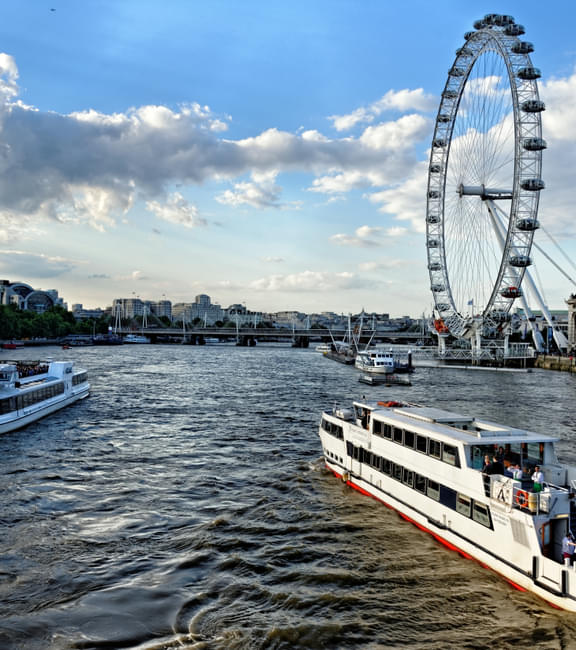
[0,1,575,315]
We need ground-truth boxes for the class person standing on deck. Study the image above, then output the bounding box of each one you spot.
[562,532,576,565]
[532,466,544,492]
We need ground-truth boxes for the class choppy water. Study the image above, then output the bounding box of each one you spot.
[1,344,576,649]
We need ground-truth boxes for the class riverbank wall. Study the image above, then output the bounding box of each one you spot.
[535,355,576,373]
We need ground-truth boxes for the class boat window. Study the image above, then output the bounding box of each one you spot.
[414,474,426,494]
[346,441,354,457]
[429,439,442,460]
[456,493,472,518]
[382,459,392,476]
[393,463,403,481]
[427,480,440,501]
[0,397,16,414]
[402,469,414,487]
[352,445,360,461]
[442,444,459,467]
[416,435,428,454]
[362,449,372,466]
[371,454,381,470]
[404,430,415,449]
[439,485,457,509]
[383,424,392,439]
[472,502,492,528]
[373,420,383,436]
[393,427,403,444]
[526,442,544,466]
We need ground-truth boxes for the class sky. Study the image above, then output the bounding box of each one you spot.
[0,0,575,316]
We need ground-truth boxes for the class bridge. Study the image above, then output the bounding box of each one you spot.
[115,326,429,346]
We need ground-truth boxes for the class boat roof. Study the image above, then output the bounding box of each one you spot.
[353,400,560,445]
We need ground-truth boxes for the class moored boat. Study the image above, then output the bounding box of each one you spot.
[0,360,90,434]
[319,398,576,611]
[123,334,150,344]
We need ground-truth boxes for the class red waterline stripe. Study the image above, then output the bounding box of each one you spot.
[330,465,527,593]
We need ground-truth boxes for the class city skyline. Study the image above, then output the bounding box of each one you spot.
[1,2,575,316]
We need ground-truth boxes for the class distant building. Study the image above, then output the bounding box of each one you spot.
[172,296,223,325]
[149,300,172,320]
[0,279,65,313]
[566,295,576,352]
[71,304,106,320]
[112,298,145,319]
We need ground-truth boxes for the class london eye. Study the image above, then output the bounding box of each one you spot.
[426,14,545,340]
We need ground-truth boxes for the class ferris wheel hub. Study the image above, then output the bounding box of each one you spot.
[458,184,513,200]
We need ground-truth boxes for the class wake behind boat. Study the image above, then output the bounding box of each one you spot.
[319,398,576,612]
[0,360,90,434]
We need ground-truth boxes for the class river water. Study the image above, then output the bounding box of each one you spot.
[1,344,576,649]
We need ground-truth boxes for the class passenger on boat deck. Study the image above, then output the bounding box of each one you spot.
[511,464,523,480]
[496,446,505,462]
[482,455,491,472]
[484,457,505,476]
[562,532,576,564]
[532,466,545,492]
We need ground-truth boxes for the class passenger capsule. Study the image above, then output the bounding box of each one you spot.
[516,217,540,231]
[437,114,451,123]
[428,191,440,199]
[442,90,458,100]
[501,286,522,299]
[509,255,532,267]
[431,284,445,293]
[432,139,447,148]
[517,67,541,80]
[483,14,500,25]
[449,67,465,77]
[512,41,534,54]
[426,214,441,223]
[428,262,442,271]
[473,19,485,30]
[427,239,440,248]
[522,137,547,151]
[464,31,475,41]
[429,164,442,173]
[521,100,545,113]
[456,47,473,56]
[504,24,525,36]
[521,178,545,191]
[436,303,450,312]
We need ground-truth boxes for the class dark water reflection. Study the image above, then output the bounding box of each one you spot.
[1,344,576,649]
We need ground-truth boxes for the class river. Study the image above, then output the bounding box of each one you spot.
[1,344,576,649]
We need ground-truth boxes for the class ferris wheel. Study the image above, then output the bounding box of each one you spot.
[426,14,545,339]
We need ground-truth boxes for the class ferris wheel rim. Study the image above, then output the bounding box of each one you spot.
[426,15,544,339]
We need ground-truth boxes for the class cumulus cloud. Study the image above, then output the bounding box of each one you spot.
[0,249,76,278]
[358,259,405,272]
[249,270,373,292]
[0,55,433,233]
[329,88,436,131]
[146,192,206,228]
[216,170,287,208]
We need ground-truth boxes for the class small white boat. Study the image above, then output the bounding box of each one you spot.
[319,398,576,612]
[355,349,395,374]
[315,343,332,353]
[123,334,150,344]
[0,360,90,435]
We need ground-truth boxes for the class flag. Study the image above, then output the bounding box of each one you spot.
[467,299,474,306]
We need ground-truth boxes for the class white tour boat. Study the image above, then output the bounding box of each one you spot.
[319,398,576,611]
[355,349,396,374]
[0,360,90,434]
[123,334,150,344]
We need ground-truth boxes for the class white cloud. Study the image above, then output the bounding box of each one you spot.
[330,224,409,247]
[146,192,206,228]
[249,270,372,292]
[0,249,77,278]
[216,170,286,209]
[329,88,436,131]
[358,260,405,272]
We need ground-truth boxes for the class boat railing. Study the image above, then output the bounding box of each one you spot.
[486,475,570,515]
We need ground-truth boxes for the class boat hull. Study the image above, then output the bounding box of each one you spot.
[0,387,90,435]
[323,459,576,612]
